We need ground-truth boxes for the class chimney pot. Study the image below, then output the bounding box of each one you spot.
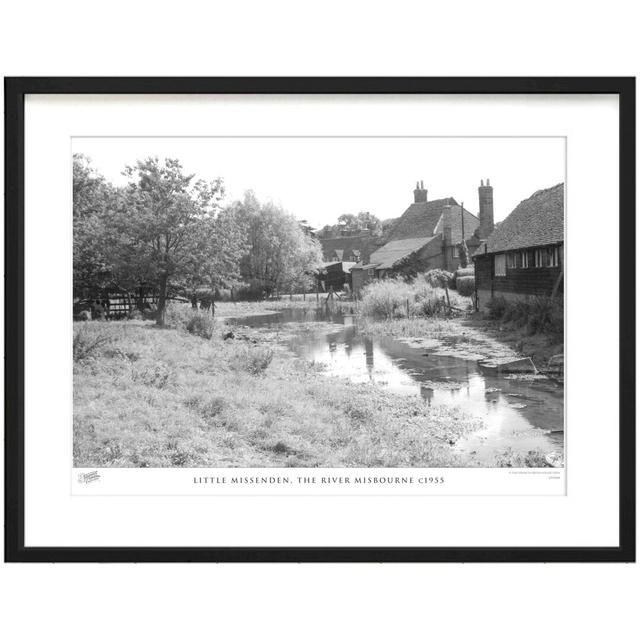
[413,181,428,203]
[481,179,484,186]
[487,178,490,186]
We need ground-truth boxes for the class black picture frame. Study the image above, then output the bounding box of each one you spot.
[4,77,636,563]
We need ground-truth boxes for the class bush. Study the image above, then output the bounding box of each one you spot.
[186,312,216,340]
[485,295,508,320]
[485,295,563,336]
[73,329,111,362]
[361,277,464,319]
[164,302,195,329]
[132,362,174,388]
[455,266,475,278]
[232,345,274,375]
[412,281,448,317]
[360,279,413,319]
[456,275,475,297]
[421,269,453,289]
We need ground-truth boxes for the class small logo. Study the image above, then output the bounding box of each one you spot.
[78,470,101,484]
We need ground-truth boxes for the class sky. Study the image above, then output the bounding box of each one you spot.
[73,137,565,229]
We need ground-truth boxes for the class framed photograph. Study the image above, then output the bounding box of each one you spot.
[4,77,635,562]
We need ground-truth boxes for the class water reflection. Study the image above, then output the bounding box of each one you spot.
[230,307,564,464]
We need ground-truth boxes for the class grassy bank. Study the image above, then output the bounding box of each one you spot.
[212,295,353,319]
[73,319,485,468]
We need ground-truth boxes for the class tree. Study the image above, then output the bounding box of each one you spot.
[317,211,382,238]
[228,191,324,297]
[114,157,226,325]
[73,154,119,295]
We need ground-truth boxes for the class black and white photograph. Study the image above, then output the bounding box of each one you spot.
[72,136,565,471]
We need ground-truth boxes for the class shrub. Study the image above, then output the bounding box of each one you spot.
[455,266,475,278]
[186,312,216,339]
[412,282,448,317]
[485,295,508,320]
[495,448,550,468]
[73,329,112,362]
[133,362,174,388]
[421,269,453,289]
[360,279,413,319]
[485,295,563,337]
[456,275,475,297]
[164,302,195,329]
[232,345,274,375]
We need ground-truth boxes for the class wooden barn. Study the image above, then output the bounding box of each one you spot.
[318,261,357,293]
[473,183,564,309]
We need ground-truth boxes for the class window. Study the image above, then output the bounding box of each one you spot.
[534,246,561,268]
[522,250,529,268]
[494,253,506,276]
[367,268,374,276]
[534,248,548,267]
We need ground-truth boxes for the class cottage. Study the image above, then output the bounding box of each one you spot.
[350,181,482,296]
[473,183,564,309]
[319,231,378,265]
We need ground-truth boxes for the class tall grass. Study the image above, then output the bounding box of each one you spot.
[73,320,485,468]
[165,302,217,339]
[360,277,469,320]
[485,295,563,337]
[73,328,112,362]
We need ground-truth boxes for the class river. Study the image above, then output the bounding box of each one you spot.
[228,307,564,465]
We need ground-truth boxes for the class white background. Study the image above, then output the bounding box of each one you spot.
[1,1,638,639]
[26,94,604,548]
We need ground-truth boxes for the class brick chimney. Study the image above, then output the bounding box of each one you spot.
[478,178,494,239]
[413,180,428,203]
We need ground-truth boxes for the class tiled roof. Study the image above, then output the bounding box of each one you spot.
[319,234,379,263]
[368,237,436,269]
[385,198,478,242]
[484,183,564,254]
[433,204,480,244]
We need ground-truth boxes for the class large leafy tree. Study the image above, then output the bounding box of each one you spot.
[115,157,227,325]
[73,154,119,294]
[229,191,323,297]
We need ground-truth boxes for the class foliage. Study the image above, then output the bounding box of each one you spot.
[486,295,563,336]
[317,211,382,238]
[185,313,216,340]
[360,279,414,319]
[112,157,229,326]
[228,191,324,297]
[360,277,463,319]
[456,275,475,297]
[495,448,550,468]
[421,269,453,289]
[485,295,509,320]
[73,327,112,362]
[72,155,120,293]
[231,345,275,375]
